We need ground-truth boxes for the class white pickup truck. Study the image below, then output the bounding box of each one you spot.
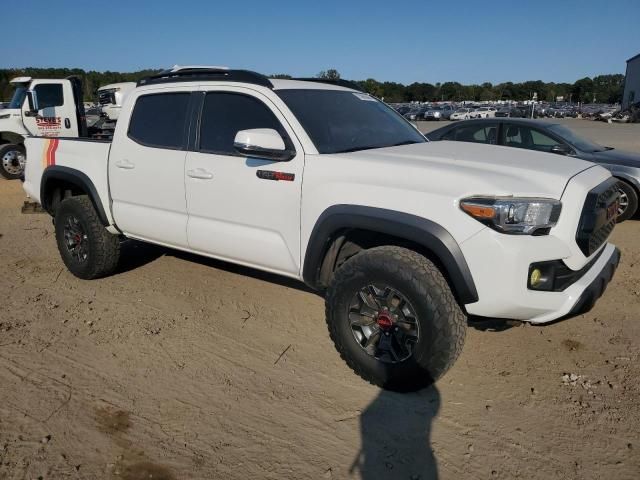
[23,67,621,391]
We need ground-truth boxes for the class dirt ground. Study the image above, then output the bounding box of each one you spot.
[1,120,639,480]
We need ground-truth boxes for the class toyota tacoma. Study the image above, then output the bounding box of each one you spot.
[23,67,621,391]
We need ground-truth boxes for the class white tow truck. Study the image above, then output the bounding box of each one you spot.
[0,76,134,179]
[23,67,621,391]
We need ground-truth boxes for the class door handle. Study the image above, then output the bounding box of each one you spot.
[64,118,71,129]
[187,168,213,180]
[115,159,135,170]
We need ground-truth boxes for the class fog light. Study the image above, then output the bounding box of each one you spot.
[530,268,543,287]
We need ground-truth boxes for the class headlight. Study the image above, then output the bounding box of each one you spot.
[460,197,562,235]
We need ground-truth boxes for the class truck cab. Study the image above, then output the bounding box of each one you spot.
[0,76,86,179]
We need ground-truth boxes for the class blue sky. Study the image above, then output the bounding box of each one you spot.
[1,0,638,85]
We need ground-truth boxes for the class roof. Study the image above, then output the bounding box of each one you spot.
[98,82,136,91]
[136,67,360,92]
[270,79,356,91]
[627,52,640,63]
[444,118,559,127]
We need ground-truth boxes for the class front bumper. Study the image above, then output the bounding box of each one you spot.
[461,227,620,324]
[568,246,620,316]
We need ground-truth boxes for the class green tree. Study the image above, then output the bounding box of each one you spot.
[572,77,594,103]
[317,69,340,80]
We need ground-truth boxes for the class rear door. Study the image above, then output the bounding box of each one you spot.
[22,80,79,137]
[184,87,304,275]
[108,88,193,247]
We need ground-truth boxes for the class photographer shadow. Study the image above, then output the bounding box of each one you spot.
[352,386,440,480]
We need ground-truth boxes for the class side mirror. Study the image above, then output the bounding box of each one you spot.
[25,91,38,117]
[233,128,295,162]
[550,144,572,156]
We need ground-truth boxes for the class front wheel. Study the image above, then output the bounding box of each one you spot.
[0,144,26,180]
[616,180,638,222]
[325,246,467,391]
[55,195,121,279]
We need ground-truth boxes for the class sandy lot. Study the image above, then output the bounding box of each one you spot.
[1,120,639,480]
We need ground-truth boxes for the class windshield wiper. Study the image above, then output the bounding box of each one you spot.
[333,140,421,154]
[389,140,420,147]
[332,145,382,154]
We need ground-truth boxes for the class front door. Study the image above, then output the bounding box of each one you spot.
[22,80,78,137]
[184,87,304,276]
[108,89,192,248]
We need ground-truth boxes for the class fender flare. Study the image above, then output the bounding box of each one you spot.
[41,165,109,226]
[302,205,479,305]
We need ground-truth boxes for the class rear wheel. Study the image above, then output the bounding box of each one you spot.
[325,246,467,391]
[0,144,26,180]
[54,195,120,279]
[616,180,638,222]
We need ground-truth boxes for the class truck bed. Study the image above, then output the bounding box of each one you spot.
[23,136,114,224]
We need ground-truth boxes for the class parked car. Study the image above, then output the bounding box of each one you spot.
[424,105,454,121]
[404,106,428,121]
[495,107,524,118]
[470,106,497,119]
[23,68,620,391]
[450,108,474,121]
[426,118,640,221]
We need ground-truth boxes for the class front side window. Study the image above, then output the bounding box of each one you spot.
[34,84,63,110]
[277,89,426,154]
[530,129,562,152]
[128,93,190,149]
[502,124,563,152]
[199,92,290,155]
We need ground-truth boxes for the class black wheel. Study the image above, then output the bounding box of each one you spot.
[616,180,638,222]
[325,246,467,391]
[54,195,120,279]
[0,144,26,180]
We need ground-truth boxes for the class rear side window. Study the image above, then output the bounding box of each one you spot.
[128,93,190,149]
[199,92,290,155]
[453,123,498,144]
[34,84,63,109]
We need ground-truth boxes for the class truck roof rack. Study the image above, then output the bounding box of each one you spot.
[137,68,274,88]
[291,78,365,92]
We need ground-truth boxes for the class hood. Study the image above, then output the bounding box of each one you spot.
[592,148,640,168]
[333,141,598,199]
[0,108,21,117]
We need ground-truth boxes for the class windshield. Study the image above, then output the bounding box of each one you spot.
[277,90,426,154]
[547,124,607,152]
[8,86,27,109]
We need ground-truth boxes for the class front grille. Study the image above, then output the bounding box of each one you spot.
[575,177,619,256]
[98,89,116,106]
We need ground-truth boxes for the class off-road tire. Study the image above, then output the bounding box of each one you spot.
[616,180,638,222]
[0,144,26,180]
[325,246,467,391]
[55,195,120,279]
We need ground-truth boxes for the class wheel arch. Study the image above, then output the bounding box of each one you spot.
[612,173,640,195]
[41,165,109,226]
[302,205,479,305]
[0,131,26,146]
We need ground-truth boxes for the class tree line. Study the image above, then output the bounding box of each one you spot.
[0,67,624,104]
